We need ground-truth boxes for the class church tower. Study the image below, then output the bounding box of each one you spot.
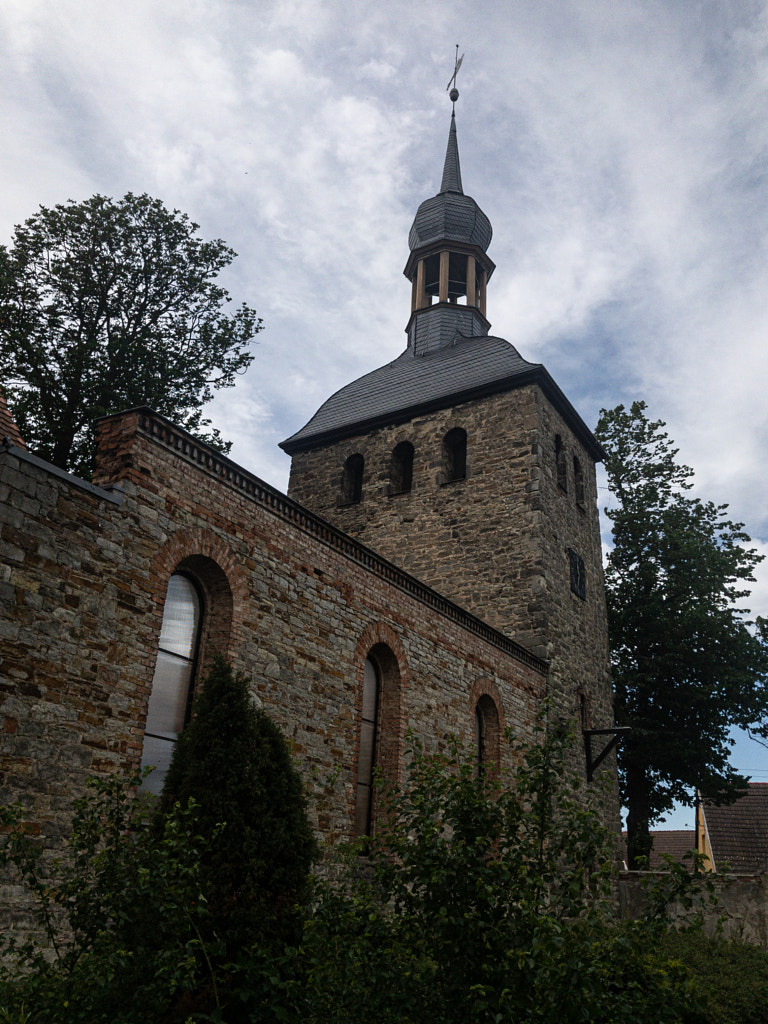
[281,91,612,744]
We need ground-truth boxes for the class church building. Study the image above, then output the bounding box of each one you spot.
[0,96,615,924]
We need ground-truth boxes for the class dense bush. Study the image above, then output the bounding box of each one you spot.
[655,930,768,1024]
[7,712,765,1023]
[302,727,702,1024]
[0,779,216,1022]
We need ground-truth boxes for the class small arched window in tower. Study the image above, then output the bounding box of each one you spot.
[573,455,585,506]
[355,657,380,837]
[555,434,567,493]
[340,453,364,506]
[442,427,467,483]
[475,694,501,778]
[390,441,414,495]
[141,573,202,795]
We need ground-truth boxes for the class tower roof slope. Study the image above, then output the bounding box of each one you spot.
[280,335,604,461]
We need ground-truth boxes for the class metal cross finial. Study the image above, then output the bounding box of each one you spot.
[446,44,464,109]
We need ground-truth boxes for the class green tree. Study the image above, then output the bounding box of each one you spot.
[0,777,218,1023]
[161,654,318,954]
[304,727,699,1024]
[0,193,261,477]
[595,401,768,868]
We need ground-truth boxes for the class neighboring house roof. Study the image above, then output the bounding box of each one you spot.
[0,392,26,450]
[622,830,696,869]
[649,830,697,869]
[280,334,605,460]
[701,783,768,874]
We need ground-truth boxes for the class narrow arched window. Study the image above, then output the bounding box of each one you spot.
[355,657,380,837]
[555,434,567,492]
[140,573,202,795]
[475,694,500,778]
[443,428,467,483]
[390,441,414,494]
[573,455,585,506]
[340,454,364,506]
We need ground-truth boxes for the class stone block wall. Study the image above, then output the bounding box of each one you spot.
[286,383,612,741]
[1,409,550,929]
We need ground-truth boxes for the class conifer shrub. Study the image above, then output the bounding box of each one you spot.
[161,653,318,953]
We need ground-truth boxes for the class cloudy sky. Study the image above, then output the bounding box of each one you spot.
[3,0,768,823]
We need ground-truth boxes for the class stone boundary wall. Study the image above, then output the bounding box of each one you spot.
[619,871,768,948]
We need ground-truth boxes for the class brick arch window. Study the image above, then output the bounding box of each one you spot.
[475,694,501,778]
[442,427,467,483]
[141,554,234,795]
[340,453,364,506]
[573,455,585,506]
[354,641,402,837]
[390,441,414,494]
[555,434,567,492]
[140,573,202,795]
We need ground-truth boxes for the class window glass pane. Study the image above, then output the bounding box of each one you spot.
[145,649,193,736]
[140,734,175,795]
[355,783,372,834]
[358,719,376,781]
[362,659,378,721]
[159,575,200,658]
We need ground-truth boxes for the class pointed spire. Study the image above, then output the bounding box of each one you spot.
[439,112,463,195]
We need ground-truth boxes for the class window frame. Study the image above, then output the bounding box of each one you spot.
[140,571,204,794]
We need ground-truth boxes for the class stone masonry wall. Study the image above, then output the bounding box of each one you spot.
[1,411,547,930]
[286,383,617,832]
[287,384,612,735]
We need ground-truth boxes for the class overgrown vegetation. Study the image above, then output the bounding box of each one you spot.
[2,708,767,1023]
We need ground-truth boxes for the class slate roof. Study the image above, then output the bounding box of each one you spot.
[702,783,768,873]
[280,334,605,460]
[408,112,492,254]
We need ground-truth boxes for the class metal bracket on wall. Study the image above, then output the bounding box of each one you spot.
[583,727,631,782]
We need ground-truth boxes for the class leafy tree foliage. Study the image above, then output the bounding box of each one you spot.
[0,193,261,476]
[595,401,768,868]
[0,777,217,1023]
[161,654,318,953]
[304,728,700,1024]
[0,723,717,1023]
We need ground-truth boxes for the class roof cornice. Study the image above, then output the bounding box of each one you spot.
[280,363,605,462]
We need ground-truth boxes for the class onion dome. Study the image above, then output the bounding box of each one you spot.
[408,112,492,254]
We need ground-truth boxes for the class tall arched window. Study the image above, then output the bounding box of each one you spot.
[354,657,380,836]
[475,694,500,778]
[443,427,467,483]
[390,441,414,494]
[340,453,364,506]
[140,573,202,795]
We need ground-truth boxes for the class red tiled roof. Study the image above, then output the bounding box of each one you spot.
[648,830,697,868]
[0,392,26,450]
[703,783,768,874]
[621,829,696,869]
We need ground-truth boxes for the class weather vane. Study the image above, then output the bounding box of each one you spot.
[446,44,464,110]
